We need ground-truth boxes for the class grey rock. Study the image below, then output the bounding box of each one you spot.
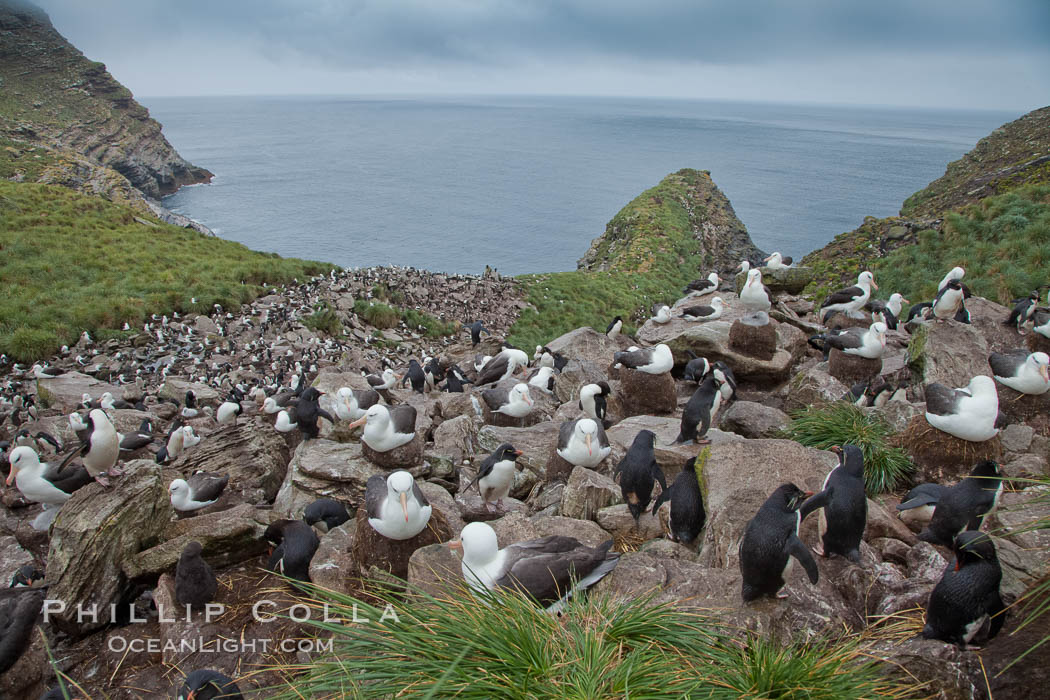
[273,439,385,518]
[1000,423,1034,453]
[34,371,121,412]
[158,378,220,406]
[781,363,849,413]
[596,504,665,542]
[123,503,274,580]
[718,401,790,439]
[46,460,171,634]
[561,466,622,521]
[529,515,610,547]
[171,418,290,504]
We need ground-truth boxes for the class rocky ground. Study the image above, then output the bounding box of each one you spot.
[1,263,1048,699]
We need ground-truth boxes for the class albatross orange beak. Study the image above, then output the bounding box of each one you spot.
[871,280,879,290]
[5,467,15,486]
[347,416,367,429]
[448,540,463,552]
[400,491,409,522]
[585,433,593,456]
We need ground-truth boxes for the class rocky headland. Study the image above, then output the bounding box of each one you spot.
[1,1,1050,697]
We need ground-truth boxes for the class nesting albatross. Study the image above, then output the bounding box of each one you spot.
[450,521,620,613]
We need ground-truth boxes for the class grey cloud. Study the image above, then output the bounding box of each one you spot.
[38,0,1050,68]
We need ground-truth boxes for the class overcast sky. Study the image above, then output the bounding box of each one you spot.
[34,0,1050,110]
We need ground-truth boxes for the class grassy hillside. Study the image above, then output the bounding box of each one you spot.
[874,184,1050,305]
[901,106,1050,218]
[509,169,757,349]
[0,181,333,361]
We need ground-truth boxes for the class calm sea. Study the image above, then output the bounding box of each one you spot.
[146,95,1018,276]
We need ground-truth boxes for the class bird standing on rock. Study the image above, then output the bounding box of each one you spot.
[740,268,772,313]
[740,483,819,602]
[348,404,417,452]
[293,386,335,439]
[613,344,673,374]
[652,458,706,545]
[799,445,868,562]
[57,408,120,486]
[468,443,523,512]
[169,473,229,512]
[922,531,1005,649]
[265,519,320,583]
[919,460,1003,547]
[614,430,667,524]
[365,470,432,540]
[820,270,876,323]
[578,382,611,425]
[924,375,1001,442]
[557,418,611,468]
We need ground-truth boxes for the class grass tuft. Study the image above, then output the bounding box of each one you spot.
[303,303,343,336]
[353,300,457,338]
[260,580,913,699]
[783,402,915,493]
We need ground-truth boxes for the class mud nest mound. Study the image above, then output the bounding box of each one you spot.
[897,415,1002,482]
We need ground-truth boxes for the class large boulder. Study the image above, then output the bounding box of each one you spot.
[431,414,481,466]
[477,422,560,492]
[718,401,790,439]
[605,415,742,481]
[406,543,462,598]
[781,362,848,412]
[596,504,665,542]
[122,503,274,579]
[171,418,291,504]
[552,359,609,406]
[698,439,835,570]
[914,319,990,388]
[544,327,620,368]
[34,371,121,412]
[46,460,171,634]
[158,377,220,407]
[273,439,385,518]
[966,296,1021,354]
[639,315,804,384]
[561,466,622,521]
[529,515,610,548]
[309,521,357,594]
[617,368,677,417]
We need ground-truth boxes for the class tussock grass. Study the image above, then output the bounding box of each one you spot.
[784,402,915,493]
[352,300,457,338]
[262,581,913,699]
[303,303,344,336]
[0,181,334,361]
[874,184,1050,305]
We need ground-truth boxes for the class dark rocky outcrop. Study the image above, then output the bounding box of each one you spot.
[0,0,211,199]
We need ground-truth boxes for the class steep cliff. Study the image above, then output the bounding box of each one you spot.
[0,0,211,199]
[801,105,1050,298]
[577,168,763,273]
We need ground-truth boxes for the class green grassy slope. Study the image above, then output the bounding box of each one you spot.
[509,169,753,349]
[0,181,334,361]
[874,184,1050,305]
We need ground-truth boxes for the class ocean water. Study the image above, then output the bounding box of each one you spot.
[148,95,1018,276]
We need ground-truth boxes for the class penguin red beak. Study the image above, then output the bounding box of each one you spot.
[954,560,961,572]
[804,491,814,498]
[513,449,523,457]
[830,445,841,454]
